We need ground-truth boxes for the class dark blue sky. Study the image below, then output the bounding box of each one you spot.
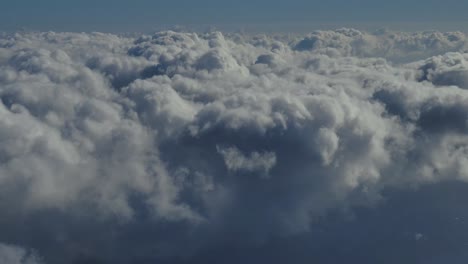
[2,0,468,32]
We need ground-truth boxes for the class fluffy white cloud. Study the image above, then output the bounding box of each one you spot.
[2,28,468,263]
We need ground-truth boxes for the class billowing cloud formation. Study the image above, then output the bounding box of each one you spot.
[2,29,468,263]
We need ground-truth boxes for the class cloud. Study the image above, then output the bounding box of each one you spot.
[414,233,424,241]
[292,28,468,62]
[2,28,468,263]
[415,52,468,89]
[217,145,276,177]
[0,243,43,264]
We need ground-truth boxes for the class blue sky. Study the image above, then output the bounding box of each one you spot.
[2,0,468,32]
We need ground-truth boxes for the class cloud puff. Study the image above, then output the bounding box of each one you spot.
[414,52,468,88]
[2,28,468,263]
[217,145,276,176]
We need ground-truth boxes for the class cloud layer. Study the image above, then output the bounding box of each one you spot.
[2,28,468,263]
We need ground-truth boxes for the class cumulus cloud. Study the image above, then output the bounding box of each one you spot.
[2,28,468,263]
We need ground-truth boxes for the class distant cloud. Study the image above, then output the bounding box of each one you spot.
[292,28,468,62]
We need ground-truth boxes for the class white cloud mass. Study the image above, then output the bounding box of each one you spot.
[2,28,468,263]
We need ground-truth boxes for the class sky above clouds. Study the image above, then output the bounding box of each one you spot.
[2,0,468,31]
